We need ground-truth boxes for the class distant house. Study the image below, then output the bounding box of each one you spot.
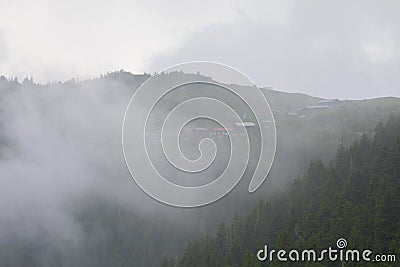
[234,122,256,127]
[180,121,258,138]
[290,99,341,116]
[317,99,341,107]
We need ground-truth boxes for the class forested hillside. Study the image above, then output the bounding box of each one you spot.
[168,114,400,267]
[0,72,399,266]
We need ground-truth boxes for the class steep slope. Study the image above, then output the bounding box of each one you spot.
[0,72,399,266]
[168,115,400,267]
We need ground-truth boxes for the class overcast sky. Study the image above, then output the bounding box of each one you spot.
[0,0,399,99]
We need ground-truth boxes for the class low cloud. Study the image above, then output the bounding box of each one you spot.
[150,1,400,99]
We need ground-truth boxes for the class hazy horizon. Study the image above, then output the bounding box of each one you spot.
[1,2,399,266]
[1,69,398,101]
[1,0,399,99]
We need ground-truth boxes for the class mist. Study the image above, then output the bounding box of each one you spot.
[1,69,399,266]
[0,74,170,266]
[1,72,260,266]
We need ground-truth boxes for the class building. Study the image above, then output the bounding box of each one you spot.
[317,99,341,107]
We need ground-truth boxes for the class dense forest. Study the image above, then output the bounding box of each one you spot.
[165,114,400,267]
[0,72,399,266]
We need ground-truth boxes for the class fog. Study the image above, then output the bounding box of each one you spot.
[0,73,265,266]
[149,1,400,99]
[1,68,399,266]
[0,75,167,265]
[1,1,399,99]
[1,1,399,266]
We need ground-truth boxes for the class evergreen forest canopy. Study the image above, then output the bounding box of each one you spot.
[0,71,399,266]
[164,114,400,267]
